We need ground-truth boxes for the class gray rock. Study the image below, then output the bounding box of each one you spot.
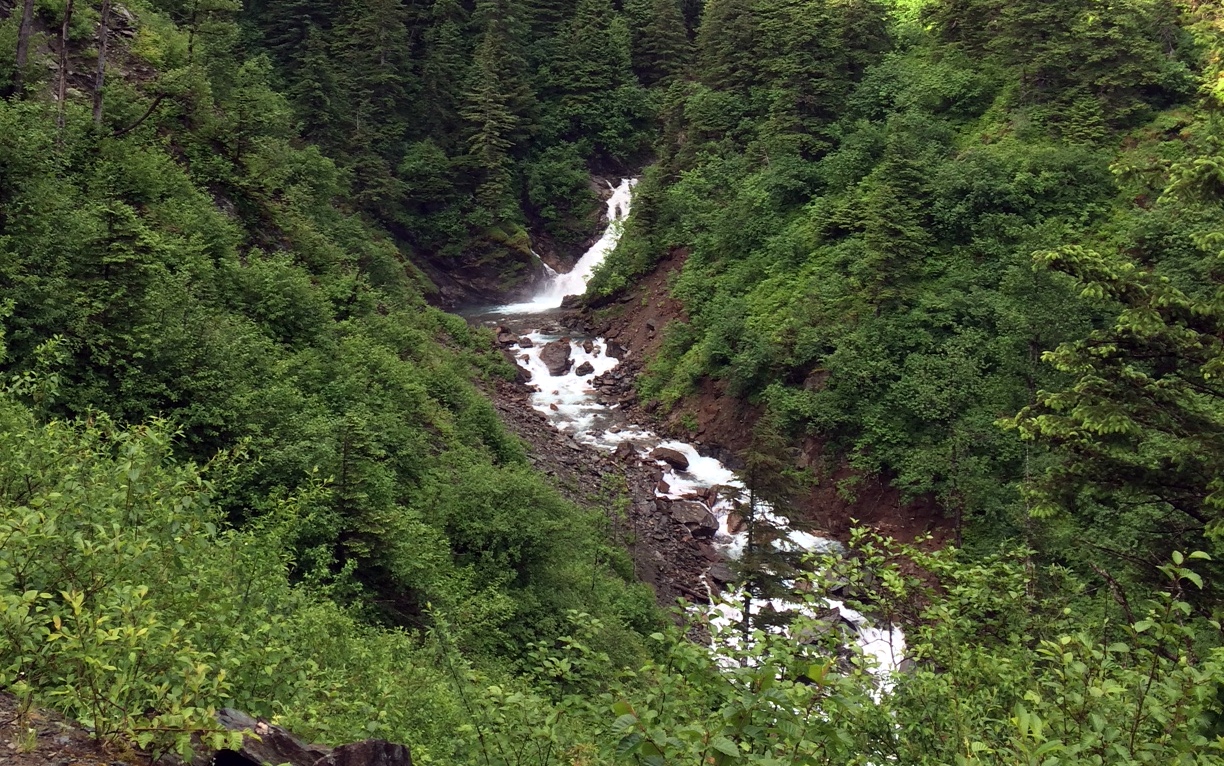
[669,501,718,537]
[614,442,637,461]
[315,741,412,766]
[202,709,329,766]
[706,562,736,584]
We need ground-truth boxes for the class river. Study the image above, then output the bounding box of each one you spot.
[467,178,904,681]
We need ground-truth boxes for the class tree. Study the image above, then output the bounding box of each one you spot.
[1008,126,1224,587]
[93,0,112,125]
[694,0,761,95]
[10,0,37,96]
[724,420,815,634]
[625,0,691,87]
[460,0,536,221]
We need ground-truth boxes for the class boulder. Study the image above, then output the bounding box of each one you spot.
[613,442,637,461]
[706,562,736,585]
[204,709,330,766]
[726,510,747,535]
[656,479,670,494]
[494,325,517,346]
[605,341,627,360]
[316,741,412,766]
[560,294,583,309]
[518,336,534,348]
[575,361,595,376]
[539,338,573,376]
[582,339,595,354]
[669,501,718,537]
[649,447,690,471]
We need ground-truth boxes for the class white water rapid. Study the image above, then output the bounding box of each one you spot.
[482,177,904,684]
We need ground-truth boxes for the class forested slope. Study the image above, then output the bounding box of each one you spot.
[595,0,1224,596]
[0,0,1223,762]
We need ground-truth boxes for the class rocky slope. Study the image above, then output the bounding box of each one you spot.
[487,371,734,606]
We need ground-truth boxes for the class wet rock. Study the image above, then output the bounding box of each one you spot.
[793,608,855,645]
[560,294,583,309]
[656,479,670,494]
[518,336,534,348]
[575,361,595,376]
[550,403,559,411]
[614,442,637,461]
[540,338,573,376]
[669,501,718,537]
[706,562,736,585]
[494,325,517,346]
[726,510,747,535]
[582,339,595,354]
[649,447,690,471]
[316,740,412,766]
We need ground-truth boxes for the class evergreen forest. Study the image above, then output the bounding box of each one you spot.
[1,0,1224,762]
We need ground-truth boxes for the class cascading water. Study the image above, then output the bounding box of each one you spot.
[498,179,636,313]
[485,177,904,683]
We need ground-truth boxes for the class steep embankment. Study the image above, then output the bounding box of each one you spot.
[581,248,952,548]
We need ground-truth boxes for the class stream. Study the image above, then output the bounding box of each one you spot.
[466,178,904,681]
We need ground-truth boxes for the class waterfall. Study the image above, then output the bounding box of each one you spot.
[497,178,636,314]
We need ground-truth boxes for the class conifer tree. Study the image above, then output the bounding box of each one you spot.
[694,0,761,95]
[625,0,691,87]
[726,420,815,633]
[461,32,525,222]
[419,0,472,143]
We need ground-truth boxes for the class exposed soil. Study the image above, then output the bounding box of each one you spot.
[581,249,955,550]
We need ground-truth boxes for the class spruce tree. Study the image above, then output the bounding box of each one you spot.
[625,0,691,87]
[694,0,761,95]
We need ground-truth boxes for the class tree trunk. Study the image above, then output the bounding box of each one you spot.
[12,0,37,95]
[56,0,75,132]
[92,0,111,125]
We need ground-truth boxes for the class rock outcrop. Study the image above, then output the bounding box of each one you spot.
[668,500,719,538]
[539,338,573,376]
[649,447,689,471]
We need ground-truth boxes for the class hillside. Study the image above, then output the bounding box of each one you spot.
[1,0,1224,763]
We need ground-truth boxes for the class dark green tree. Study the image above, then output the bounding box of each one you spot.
[624,0,691,87]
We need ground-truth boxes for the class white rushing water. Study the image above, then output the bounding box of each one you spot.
[496,179,636,314]
[487,177,905,683]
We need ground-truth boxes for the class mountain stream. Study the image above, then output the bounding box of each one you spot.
[469,178,904,682]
